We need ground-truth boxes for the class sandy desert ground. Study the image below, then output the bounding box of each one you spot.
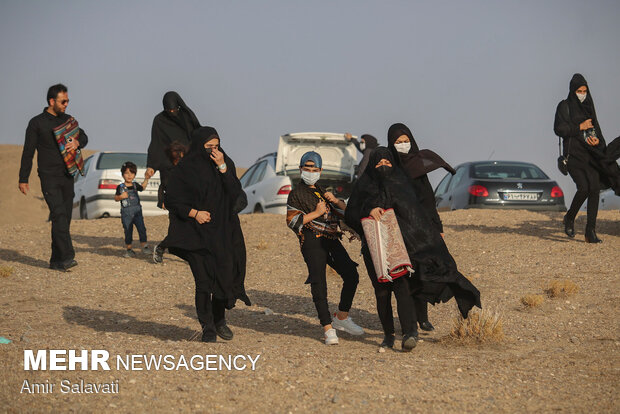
[0,145,618,413]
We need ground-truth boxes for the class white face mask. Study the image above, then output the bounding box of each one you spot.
[394,142,411,154]
[301,170,320,185]
[576,92,587,103]
[359,142,366,151]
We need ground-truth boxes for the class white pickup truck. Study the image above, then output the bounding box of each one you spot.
[239,132,358,214]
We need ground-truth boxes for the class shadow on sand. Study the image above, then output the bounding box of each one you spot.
[444,211,618,242]
[63,306,197,341]
[0,248,49,269]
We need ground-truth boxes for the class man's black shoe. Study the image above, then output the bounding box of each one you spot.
[215,323,233,341]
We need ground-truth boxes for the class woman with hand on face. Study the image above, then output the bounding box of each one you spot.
[554,74,613,243]
[164,127,249,342]
[286,151,364,346]
[387,123,456,332]
[345,147,481,350]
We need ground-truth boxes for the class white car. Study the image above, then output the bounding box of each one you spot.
[239,132,358,214]
[72,152,166,219]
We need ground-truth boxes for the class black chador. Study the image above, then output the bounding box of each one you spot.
[147,91,201,197]
[387,123,455,235]
[554,73,620,242]
[386,123,456,330]
[345,147,481,321]
[164,127,249,342]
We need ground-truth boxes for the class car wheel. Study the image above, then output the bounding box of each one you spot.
[253,204,264,214]
[79,198,88,219]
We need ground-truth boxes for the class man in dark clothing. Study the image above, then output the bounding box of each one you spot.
[19,84,88,271]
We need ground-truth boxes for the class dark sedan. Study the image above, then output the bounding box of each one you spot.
[434,161,566,211]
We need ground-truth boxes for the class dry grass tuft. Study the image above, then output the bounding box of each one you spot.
[449,308,505,343]
[520,294,544,308]
[0,265,14,278]
[256,240,269,250]
[545,280,579,298]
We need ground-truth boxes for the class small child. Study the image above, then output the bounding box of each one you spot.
[114,161,150,258]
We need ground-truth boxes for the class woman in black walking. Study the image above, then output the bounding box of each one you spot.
[554,74,608,243]
[164,126,250,342]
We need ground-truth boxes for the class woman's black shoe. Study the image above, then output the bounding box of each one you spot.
[419,321,435,332]
[585,228,602,244]
[380,334,395,348]
[215,323,234,340]
[563,216,575,238]
[402,333,417,352]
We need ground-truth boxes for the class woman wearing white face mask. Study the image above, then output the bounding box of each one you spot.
[554,73,610,243]
[387,123,456,332]
[286,151,365,345]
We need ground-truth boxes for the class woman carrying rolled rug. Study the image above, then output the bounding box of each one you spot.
[345,147,481,350]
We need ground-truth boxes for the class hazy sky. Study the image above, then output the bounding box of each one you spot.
[1,0,619,196]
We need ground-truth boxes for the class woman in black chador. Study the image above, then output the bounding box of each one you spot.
[146,91,201,205]
[345,147,480,349]
[387,123,456,332]
[554,74,620,243]
[345,132,380,177]
[164,127,250,342]
[147,91,202,262]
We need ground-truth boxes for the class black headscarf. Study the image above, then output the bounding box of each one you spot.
[165,126,250,307]
[147,91,201,177]
[557,75,620,193]
[387,123,455,179]
[355,134,380,177]
[345,147,481,318]
[162,91,201,138]
[566,74,599,127]
[361,134,379,149]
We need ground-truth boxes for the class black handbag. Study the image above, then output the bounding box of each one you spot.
[557,137,569,176]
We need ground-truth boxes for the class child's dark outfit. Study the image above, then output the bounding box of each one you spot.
[116,182,147,246]
[286,182,359,326]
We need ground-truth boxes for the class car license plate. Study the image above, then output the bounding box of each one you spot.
[503,192,538,201]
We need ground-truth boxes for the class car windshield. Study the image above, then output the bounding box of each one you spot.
[97,153,147,170]
[473,163,548,179]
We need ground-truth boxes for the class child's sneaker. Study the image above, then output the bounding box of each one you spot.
[141,245,151,254]
[331,314,365,335]
[324,328,339,345]
[124,249,136,258]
